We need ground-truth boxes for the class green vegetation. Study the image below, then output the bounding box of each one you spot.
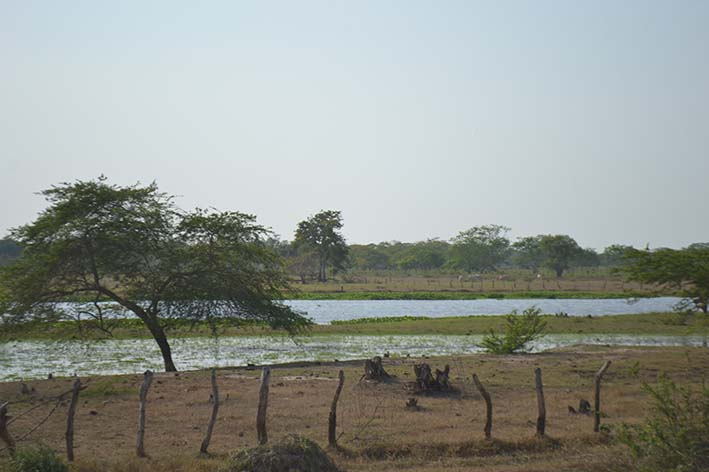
[480,307,547,354]
[0,177,309,372]
[220,435,341,472]
[293,210,348,282]
[9,444,68,472]
[538,234,586,278]
[623,246,709,313]
[449,224,511,273]
[619,376,709,472]
[2,311,708,341]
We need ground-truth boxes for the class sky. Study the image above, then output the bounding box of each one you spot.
[1,1,708,251]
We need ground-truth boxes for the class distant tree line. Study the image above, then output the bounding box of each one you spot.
[260,219,705,281]
[3,211,706,283]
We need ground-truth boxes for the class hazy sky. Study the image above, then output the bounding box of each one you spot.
[1,1,707,250]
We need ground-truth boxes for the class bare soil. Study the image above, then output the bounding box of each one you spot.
[1,346,707,471]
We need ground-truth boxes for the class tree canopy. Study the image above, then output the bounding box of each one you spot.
[449,225,511,273]
[622,246,709,313]
[294,210,348,282]
[538,234,584,278]
[0,177,310,371]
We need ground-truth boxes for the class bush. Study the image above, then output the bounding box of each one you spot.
[619,376,709,472]
[10,444,68,472]
[480,306,546,354]
[220,434,341,472]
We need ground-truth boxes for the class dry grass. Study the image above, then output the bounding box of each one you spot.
[291,274,651,295]
[1,346,707,471]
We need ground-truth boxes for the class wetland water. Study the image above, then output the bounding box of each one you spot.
[286,297,682,323]
[2,333,706,382]
[0,297,695,381]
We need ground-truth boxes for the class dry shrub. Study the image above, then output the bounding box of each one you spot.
[220,434,340,472]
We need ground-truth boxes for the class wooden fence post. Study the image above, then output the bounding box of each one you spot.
[256,367,271,445]
[137,370,154,458]
[472,374,492,439]
[593,361,611,432]
[534,368,546,437]
[0,402,16,456]
[65,378,82,461]
[200,369,220,454]
[328,370,345,448]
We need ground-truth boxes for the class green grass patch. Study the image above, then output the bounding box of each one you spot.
[2,312,707,340]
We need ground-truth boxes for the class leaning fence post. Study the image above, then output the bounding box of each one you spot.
[0,402,16,456]
[328,370,345,448]
[534,368,546,437]
[137,370,154,457]
[472,374,492,439]
[256,367,271,445]
[65,378,82,461]
[593,361,611,432]
[200,369,220,454]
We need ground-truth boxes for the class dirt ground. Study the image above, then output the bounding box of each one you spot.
[1,346,707,471]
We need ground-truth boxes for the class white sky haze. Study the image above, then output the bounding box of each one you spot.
[1,1,708,250]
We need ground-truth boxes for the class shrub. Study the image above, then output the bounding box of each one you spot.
[220,434,341,472]
[619,376,709,472]
[10,444,68,472]
[480,306,546,354]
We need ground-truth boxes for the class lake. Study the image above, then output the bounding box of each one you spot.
[286,297,681,323]
[42,297,683,325]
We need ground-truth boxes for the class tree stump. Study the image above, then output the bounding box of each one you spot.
[413,363,451,392]
[363,356,390,381]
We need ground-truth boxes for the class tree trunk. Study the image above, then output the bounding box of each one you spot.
[146,321,177,372]
[98,290,178,372]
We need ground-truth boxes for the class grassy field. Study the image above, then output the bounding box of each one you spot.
[285,273,670,299]
[2,312,708,341]
[1,346,707,471]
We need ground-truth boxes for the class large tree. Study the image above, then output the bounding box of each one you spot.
[622,246,709,313]
[538,234,583,277]
[511,236,544,273]
[449,225,511,273]
[294,210,348,282]
[0,178,309,371]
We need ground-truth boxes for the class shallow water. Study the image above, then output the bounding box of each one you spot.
[1,333,705,382]
[42,297,683,325]
[286,297,681,323]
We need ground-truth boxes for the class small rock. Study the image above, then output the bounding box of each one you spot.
[89,410,98,416]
